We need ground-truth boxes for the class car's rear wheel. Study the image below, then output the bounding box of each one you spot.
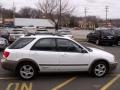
[16,62,37,80]
[91,61,109,77]
[108,43,113,46]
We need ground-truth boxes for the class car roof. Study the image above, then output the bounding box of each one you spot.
[23,35,71,39]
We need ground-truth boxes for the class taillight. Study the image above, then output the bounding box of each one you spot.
[3,51,9,58]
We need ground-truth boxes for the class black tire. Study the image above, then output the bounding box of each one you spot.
[16,62,37,80]
[87,37,90,42]
[108,43,113,46]
[90,61,109,77]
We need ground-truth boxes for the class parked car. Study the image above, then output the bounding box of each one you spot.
[112,29,120,45]
[57,30,73,38]
[0,37,9,50]
[0,29,10,41]
[1,35,117,80]
[9,28,26,43]
[35,29,52,35]
[87,30,115,45]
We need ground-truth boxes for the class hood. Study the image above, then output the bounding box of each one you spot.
[89,47,114,57]
[88,47,115,62]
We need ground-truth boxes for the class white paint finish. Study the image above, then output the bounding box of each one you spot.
[3,35,117,73]
[58,52,90,71]
[29,51,59,71]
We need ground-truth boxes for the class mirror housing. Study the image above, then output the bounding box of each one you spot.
[81,49,88,53]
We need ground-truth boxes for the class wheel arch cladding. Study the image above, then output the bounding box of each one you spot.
[16,58,40,72]
[89,59,110,73]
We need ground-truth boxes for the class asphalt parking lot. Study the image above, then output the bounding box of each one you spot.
[0,42,120,90]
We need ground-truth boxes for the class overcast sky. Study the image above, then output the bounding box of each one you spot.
[0,0,120,19]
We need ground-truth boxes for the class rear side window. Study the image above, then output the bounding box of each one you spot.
[31,38,56,51]
[9,38,34,49]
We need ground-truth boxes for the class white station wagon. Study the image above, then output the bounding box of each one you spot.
[1,35,117,80]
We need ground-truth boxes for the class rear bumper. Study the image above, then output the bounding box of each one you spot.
[1,59,18,72]
[109,62,118,71]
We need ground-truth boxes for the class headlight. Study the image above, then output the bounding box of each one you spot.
[114,56,118,62]
[101,36,106,39]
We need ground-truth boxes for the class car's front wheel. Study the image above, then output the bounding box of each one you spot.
[91,61,109,77]
[87,37,90,42]
[16,62,37,80]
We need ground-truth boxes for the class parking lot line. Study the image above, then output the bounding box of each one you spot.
[0,77,16,80]
[100,74,120,90]
[85,42,104,50]
[51,76,77,90]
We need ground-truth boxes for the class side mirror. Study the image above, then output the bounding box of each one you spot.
[81,49,87,53]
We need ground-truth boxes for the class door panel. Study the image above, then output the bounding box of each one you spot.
[59,52,90,71]
[56,38,90,71]
[30,51,59,71]
[30,38,59,71]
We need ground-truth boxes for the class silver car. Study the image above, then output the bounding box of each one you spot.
[9,28,26,43]
[57,29,73,38]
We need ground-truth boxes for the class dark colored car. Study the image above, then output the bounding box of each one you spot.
[112,29,120,45]
[0,29,10,41]
[87,30,115,45]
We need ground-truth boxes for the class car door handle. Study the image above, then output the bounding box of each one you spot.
[61,54,67,56]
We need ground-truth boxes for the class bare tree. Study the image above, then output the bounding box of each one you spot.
[18,7,43,18]
[37,0,75,30]
[0,3,2,18]
[19,7,33,18]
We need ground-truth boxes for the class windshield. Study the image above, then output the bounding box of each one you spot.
[101,30,114,35]
[11,30,25,34]
[35,30,50,34]
[113,30,120,35]
[59,31,71,35]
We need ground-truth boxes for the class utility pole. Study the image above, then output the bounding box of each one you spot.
[2,8,4,27]
[105,6,109,27]
[84,7,88,29]
[84,7,87,18]
[59,0,62,29]
[12,2,16,26]
[0,5,2,19]
[105,6,109,21]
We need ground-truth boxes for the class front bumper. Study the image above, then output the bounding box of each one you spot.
[109,62,118,71]
[101,39,114,43]
[1,58,18,72]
